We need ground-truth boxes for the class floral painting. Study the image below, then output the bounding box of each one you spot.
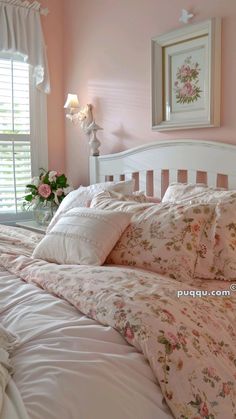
[174,56,202,104]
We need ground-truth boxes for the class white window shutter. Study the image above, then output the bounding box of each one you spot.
[0,55,31,217]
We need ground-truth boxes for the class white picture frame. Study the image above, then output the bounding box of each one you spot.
[151,18,221,131]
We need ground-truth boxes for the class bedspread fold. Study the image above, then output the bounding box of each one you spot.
[0,324,18,417]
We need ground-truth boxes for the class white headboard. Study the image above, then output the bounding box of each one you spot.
[89,140,236,197]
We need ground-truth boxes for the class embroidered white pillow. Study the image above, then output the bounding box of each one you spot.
[47,179,135,233]
[33,208,131,265]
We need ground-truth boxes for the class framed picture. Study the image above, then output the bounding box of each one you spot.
[151,18,221,131]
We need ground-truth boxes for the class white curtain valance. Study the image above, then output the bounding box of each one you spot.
[0,0,50,93]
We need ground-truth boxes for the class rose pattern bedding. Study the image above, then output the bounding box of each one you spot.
[0,223,235,419]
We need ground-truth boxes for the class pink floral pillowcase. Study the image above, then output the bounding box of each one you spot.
[104,200,216,283]
[91,189,236,282]
[91,192,215,282]
[194,195,236,281]
[163,186,236,281]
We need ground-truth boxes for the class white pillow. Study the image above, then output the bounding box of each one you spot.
[33,207,131,265]
[90,190,155,213]
[47,179,134,233]
[162,183,208,203]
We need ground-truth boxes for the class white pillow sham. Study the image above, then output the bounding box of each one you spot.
[47,179,135,233]
[33,207,132,265]
[90,190,156,213]
[162,182,226,203]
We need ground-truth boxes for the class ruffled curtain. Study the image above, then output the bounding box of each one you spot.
[0,0,50,93]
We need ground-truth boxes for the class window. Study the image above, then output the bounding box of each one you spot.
[0,52,47,223]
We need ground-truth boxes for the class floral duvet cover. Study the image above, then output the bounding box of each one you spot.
[0,225,236,419]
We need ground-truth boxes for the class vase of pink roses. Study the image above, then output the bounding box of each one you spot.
[24,169,72,226]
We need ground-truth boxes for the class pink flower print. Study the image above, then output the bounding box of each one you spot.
[38,184,51,199]
[199,401,209,417]
[192,329,200,337]
[165,332,179,349]
[162,309,176,324]
[222,382,231,396]
[177,332,187,346]
[182,81,195,97]
[179,64,191,79]
[124,324,134,340]
[207,367,217,378]
[191,223,200,235]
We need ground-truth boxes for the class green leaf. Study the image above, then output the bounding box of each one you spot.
[56,174,67,187]
[24,194,33,202]
[26,184,37,190]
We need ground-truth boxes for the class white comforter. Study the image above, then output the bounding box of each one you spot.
[0,267,172,419]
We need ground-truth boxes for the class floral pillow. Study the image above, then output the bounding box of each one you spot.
[194,196,236,280]
[106,202,216,283]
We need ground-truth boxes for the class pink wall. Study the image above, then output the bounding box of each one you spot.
[63,0,236,187]
[41,0,65,173]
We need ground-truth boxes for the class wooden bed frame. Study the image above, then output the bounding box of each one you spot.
[89,139,236,197]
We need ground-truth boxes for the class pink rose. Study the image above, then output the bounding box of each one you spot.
[38,184,51,199]
[180,65,191,78]
[56,188,63,197]
[199,402,209,417]
[180,82,195,98]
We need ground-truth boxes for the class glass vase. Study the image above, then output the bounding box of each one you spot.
[34,201,57,226]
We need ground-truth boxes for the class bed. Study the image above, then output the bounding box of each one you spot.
[0,139,236,419]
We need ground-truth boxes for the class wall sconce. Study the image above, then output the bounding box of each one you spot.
[64,93,102,156]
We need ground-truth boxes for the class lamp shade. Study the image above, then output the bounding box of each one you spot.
[64,94,79,109]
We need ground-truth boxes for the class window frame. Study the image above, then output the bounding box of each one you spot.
[0,52,48,224]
